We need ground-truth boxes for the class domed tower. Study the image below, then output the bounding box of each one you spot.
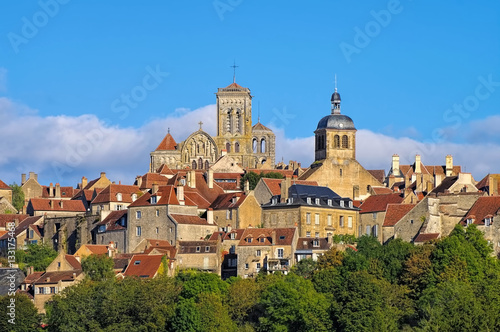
[314,88,356,161]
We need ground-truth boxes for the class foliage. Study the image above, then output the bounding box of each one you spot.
[9,182,25,212]
[332,233,357,244]
[290,258,317,279]
[240,171,284,190]
[15,243,57,273]
[0,293,41,332]
[81,254,115,281]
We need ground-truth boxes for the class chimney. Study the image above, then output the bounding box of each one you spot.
[50,200,54,209]
[136,175,143,188]
[28,266,34,275]
[108,241,115,257]
[21,173,26,185]
[29,172,36,181]
[177,180,185,204]
[55,183,61,198]
[491,176,498,196]
[271,230,277,245]
[434,174,442,188]
[207,169,214,189]
[415,155,421,174]
[152,183,159,194]
[81,176,88,189]
[280,176,291,202]
[189,170,196,188]
[49,183,54,197]
[392,154,400,176]
[207,208,214,224]
[221,149,227,157]
[244,180,250,194]
[100,172,106,178]
[446,155,453,176]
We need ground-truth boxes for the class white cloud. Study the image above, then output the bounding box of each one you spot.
[0,99,497,187]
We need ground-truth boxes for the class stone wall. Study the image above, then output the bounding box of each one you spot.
[43,214,100,254]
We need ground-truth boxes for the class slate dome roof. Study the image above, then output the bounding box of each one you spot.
[316,114,355,130]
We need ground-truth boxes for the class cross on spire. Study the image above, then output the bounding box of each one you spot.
[198,121,203,130]
[167,127,170,134]
[230,60,239,83]
[334,74,338,92]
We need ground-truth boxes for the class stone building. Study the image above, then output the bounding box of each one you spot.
[358,193,404,242]
[176,240,220,274]
[150,81,275,171]
[209,191,262,229]
[299,88,383,199]
[0,180,12,204]
[262,184,359,238]
[94,210,128,253]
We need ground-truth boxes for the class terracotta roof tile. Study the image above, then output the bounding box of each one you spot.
[139,173,169,190]
[81,245,109,255]
[296,237,331,250]
[29,198,86,212]
[371,187,393,195]
[238,228,295,246]
[41,185,76,198]
[367,170,386,184]
[156,164,175,175]
[461,196,500,225]
[169,214,212,225]
[225,82,243,89]
[0,216,42,240]
[252,122,273,131]
[210,192,245,210]
[0,214,29,228]
[383,204,416,227]
[123,254,165,278]
[155,133,177,151]
[414,233,440,243]
[22,271,44,284]
[65,255,82,270]
[0,180,10,190]
[359,193,404,214]
[33,270,82,284]
[97,210,127,231]
[178,240,217,254]
[91,184,141,204]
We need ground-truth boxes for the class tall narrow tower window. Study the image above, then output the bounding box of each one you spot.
[236,110,242,133]
[235,142,240,153]
[226,142,231,153]
[261,139,266,153]
[226,110,232,133]
[198,158,203,169]
[334,135,340,148]
[192,160,197,169]
[342,135,349,148]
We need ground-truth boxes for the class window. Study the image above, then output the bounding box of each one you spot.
[151,196,157,204]
[246,237,252,243]
[315,232,320,238]
[315,213,320,225]
[327,199,332,206]
[259,237,265,243]
[116,193,122,201]
[29,230,34,239]
[256,250,261,256]
[339,216,344,227]
[373,225,379,237]
[349,201,353,208]
[327,215,332,226]
[306,231,311,237]
[485,218,492,226]
[366,225,372,235]
[466,218,473,226]
[136,211,142,219]
[279,235,285,240]
[50,287,56,294]
[205,246,210,252]
[98,225,106,233]
[226,210,232,219]
[134,260,141,265]
[261,139,266,153]
[256,262,261,270]
[155,227,159,234]
[235,142,240,153]
[315,198,320,205]
[230,245,236,254]
[245,263,249,269]
[196,246,201,252]
[340,200,344,207]
[313,239,319,247]
[277,248,284,258]
[136,226,142,236]
[38,287,45,294]
[372,212,377,220]
[132,193,137,202]
[192,160,197,169]
[348,216,353,228]
[334,135,340,148]
[169,227,173,233]
[156,209,160,217]
[342,135,348,148]
[340,169,343,177]
[226,142,231,153]
[307,197,311,204]
[306,213,311,224]
[230,232,236,240]
[116,204,123,210]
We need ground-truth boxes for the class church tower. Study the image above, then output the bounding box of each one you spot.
[215,82,254,167]
[314,88,356,161]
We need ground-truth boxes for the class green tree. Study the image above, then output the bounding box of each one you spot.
[197,293,237,332]
[240,171,284,190]
[0,293,41,332]
[81,254,114,281]
[171,298,201,332]
[227,278,261,327]
[9,183,25,212]
[15,243,57,273]
[177,270,229,299]
[316,247,343,270]
[290,258,317,279]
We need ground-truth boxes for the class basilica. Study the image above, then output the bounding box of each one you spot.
[150,81,276,171]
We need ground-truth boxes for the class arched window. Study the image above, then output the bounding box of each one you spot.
[261,158,267,165]
[252,138,257,153]
[236,110,242,133]
[334,135,340,148]
[198,158,203,169]
[342,135,348,148]
[205,160,210,169]
[226,142,231,153]
[340,169,343,177]
[261,138,266,153]
[226,110,232,133]
[196,143,200,154]
[192,160,197,169]
[235,142,240,153]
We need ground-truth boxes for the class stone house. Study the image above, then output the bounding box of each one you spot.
[475,173,500,196]
[0,216,43,254]
[209,228,245,279]
[123,254,171,279]
[262,184,359,238]
[90,183,141,217]
[0,179,12,204]
[20,172,43,211]
[294,236,334,262]
[79,172,112,191]
[176,240,220,274]
[26,198,86,218]
[358,193,404,242]
[94,210,127,253]
[381,204,416,243]
[210,191,262,229]
[253,177,318,205]
[236,227,297,278]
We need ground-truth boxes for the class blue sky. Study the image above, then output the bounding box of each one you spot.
[1,1,500,186]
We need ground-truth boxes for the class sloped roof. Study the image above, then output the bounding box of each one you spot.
[29,199,86,212]
[252,122,273,131]
[238,228,295,246]
[0,216,42,240]
[41,185,76,198]
[97,210,127,231]
[0,214,29,228]
[371,187,393,195]
[177,240,217,254]
[296,237,331,250]
[92,184,140,204]
[155,133,177,151]
[414,233,440,243]
[359,193,404,214]
[167,172,224,204]
[80,245,109,255]
[169,214,211,225]
[139,173,169,190]
[210,192,245,210]
[143,239,177,258]
[32,270,82,284]
[0,180,10,190]
[430,176,459,194]
[461,196,500,225]
[156,164,175,175]
[289,184,341,199]
[383,204,416,227]
[476,174,489,191]
[65,255,82,270]
[71,189,94,202]
[225,82,243,89]
[208,228,245,241]
[261,178,318,196]
[123,254,165,279]
[367,170,386,184]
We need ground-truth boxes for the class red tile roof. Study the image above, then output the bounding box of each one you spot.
[65,255,82,270]
[33,270,82,284]
[414,233,440,243]
[143,240,177,258]
[0,214,29,228]
[238,228,295,246]
[72,189,94,202]
[208,228,245,241]
[41,185,76,198]
[177,241,217,254]
[461,196,500,225]
[367,170,385,184]
[252,122,273,131]
[139,173,169,190]
[210,192,245,210]
[225,82,243,89]
[80,245,109,255]
[0,216,42,240]
[296,237,331,250]
[123,254,165,279]
[92,184,141,204]
[22,271,44,284]
[155,133,177,151]
[359,193,404,214]
[97,210,127,231]
[383,204,416,227]
[0,180,10,190]
[29,198,86,212]
[169,214,212,225]
[371,187,393,195]
[156,164,174,175]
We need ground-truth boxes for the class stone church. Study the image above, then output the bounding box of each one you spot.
[150,81,275,172]
[299,87,383,200]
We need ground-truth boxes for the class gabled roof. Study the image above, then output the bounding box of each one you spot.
[123,254,165,279]
[0,216,42,240]
[167,172,224,204]
[208,228,245,241]
[156,164,175,175]
[367,170,386,184]
[142,239,177,258]
[169,214,212,226]
[128,186,183,207]
[225,82,243,89]
[155,133,177,151]
[359,193,404,214]
[31,270,82,284]
[238,228,295,246]
[252,122,273,131]
[91,184,140,204]
[0,180,10,190]
[414,233,440,243]
[65,255,82,270]
[139,173,169,190]
[0,214,29,228]
[296,237,331,250]
[29,199,86,212]
[371,187,393,195]
[79,245,109,255]
[177,240,218,254]
[261,178,318,196]
[97,210,127,230]
[210,192,245,210]
[22,271,44,284]
[430,176,459,194]
[461,196,500,225]
[71,189,94,202]
[383,204,416,227]
[476,174,489,191]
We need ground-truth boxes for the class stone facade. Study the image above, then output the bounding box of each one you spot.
[43,214,100,254]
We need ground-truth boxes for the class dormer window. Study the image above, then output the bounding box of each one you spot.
[232,197,237,204]
[485,218,492,227]
[230,232,236,240]
[340,200,345,207]
[287,197,293,204]
[259,237,265,243]
[327,199,332,206]
[466,218,473,226]
[315,198,320,205]
[272,197,277,205]
[132,193,137,202]
[307,197,311,204]
[116,193,122,202]
[246,237,252,243]
[151,196,157,204]
[313,239,319,247]
[349,201,353,208]
[98,225,106,233]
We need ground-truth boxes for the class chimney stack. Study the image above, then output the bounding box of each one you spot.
[81,176,88,189]
[100,172,106,178]
[271,230,277,245]
[207,169,213,189]
[49,183,54,197]
[29,172,36,181]
[55,183,61,198]
[415,155,421,174]
[280,176,292,202]
[21,173,26,185]
[434,174,442,188]
[392,154,400,176]
[177,179,185,204]
[446,155,453,177]
[207,208,214,224]
[152,183,159,194]
[136,175,143,188]
[189,170,196,188]
[244,180,250,194]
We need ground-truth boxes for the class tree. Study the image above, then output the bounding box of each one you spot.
[0,293,41,332]
[227,278,261,327]
[290,258,317,279]
[197,293,237,332]
[81,254,114,281]
[316,247,343,270]
[9,183,25,212]
[240,171,284,190]
[15,243,57,273]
